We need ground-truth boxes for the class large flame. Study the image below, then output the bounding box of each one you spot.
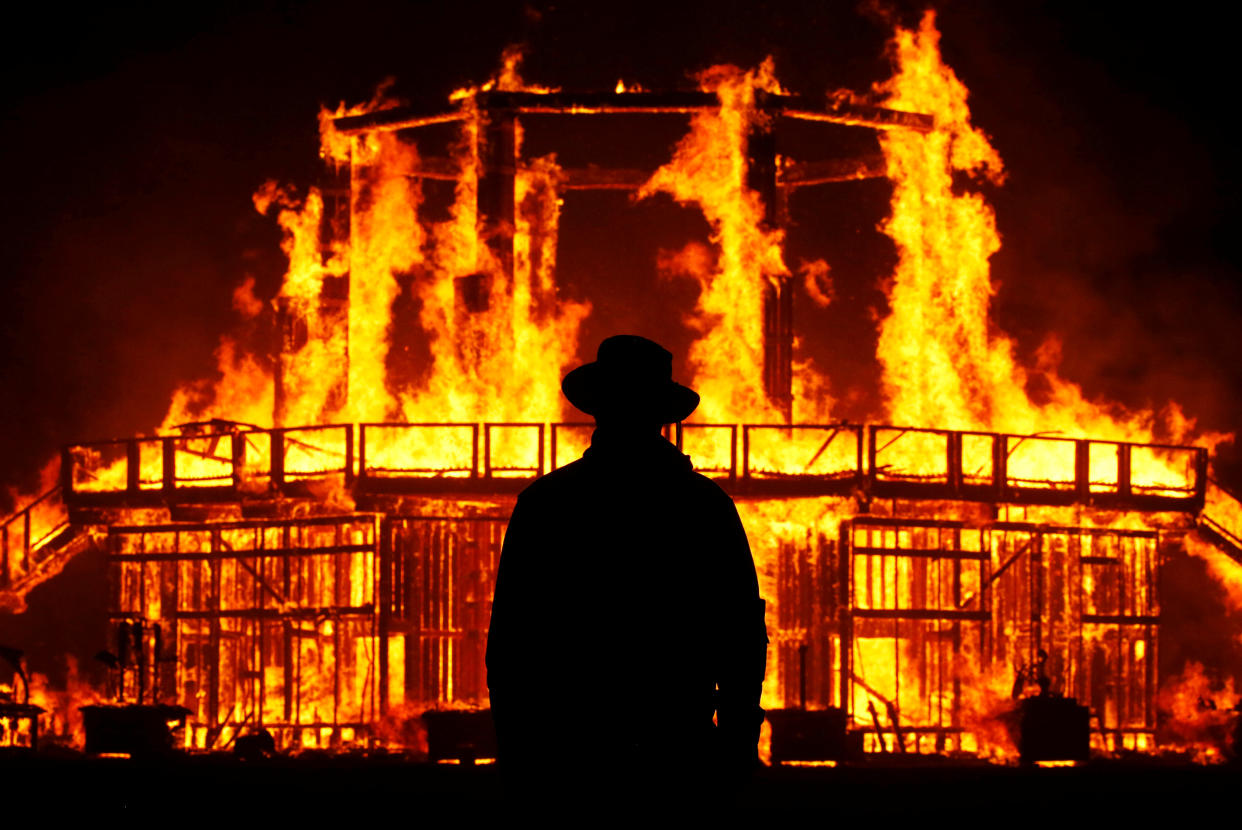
[876,12,1218,450]
[639,59,788,423]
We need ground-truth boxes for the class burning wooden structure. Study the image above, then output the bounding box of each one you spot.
[0,415,1215,755]
[2,17,1242,761]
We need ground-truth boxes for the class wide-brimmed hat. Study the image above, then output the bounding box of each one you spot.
[562,335,700,424]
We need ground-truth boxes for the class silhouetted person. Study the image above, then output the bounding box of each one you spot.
[486,335,766,812]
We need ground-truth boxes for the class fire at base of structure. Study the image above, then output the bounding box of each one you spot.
[0,420,1212,756]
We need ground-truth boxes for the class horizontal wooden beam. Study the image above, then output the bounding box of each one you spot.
[334,90,933,135]
[561,166,651,190]
[334,108,468,135]
[402,156,460,181]
[402,155,889,189]
[780,154,888,186]
[781,102,934,132]
[852,546,989,561]
[851,608,991,622]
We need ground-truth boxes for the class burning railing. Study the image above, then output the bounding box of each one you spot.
[52,422,1207,512]
[0,420,1214,757]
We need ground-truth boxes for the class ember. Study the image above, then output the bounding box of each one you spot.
[1,11,1240,768]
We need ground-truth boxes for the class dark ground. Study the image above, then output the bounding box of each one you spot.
[1,753,1236,822]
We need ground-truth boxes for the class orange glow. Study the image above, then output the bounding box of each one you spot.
[1157,661,1239,762]
[3,19,1241,763]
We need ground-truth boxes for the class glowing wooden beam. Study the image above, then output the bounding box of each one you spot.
[780,155,889,187]
[333,91,933,134]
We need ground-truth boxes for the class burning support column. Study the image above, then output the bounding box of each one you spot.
[745,97,794,421]
[262,180,351,428]
[476,95,517,299]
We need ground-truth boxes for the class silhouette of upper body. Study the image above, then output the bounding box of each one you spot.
[485,335,766,806]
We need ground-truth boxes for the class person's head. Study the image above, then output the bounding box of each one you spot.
[561,335,699,432]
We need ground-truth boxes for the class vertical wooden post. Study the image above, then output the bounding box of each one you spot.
[483,425,492,479]
[993,434,1008,501]
[477,97,517,293]
[344,424,355,487]
[21,511,30,574]
[283,523,293,724]
[1118,444,1133,500]
[951,526,963,739]
[742,426,751,481]
[231,433,244,492]
[162,437,176,494]
[947,431,962,494]
[271,430,285,490]
[867,426,879,483]
[536,424,545,477]
[747,104,792,421]
[125,441,140,494]
[729,426,738,483]
[838,520,854,723]
[208,528,221,739]
[471,425,480,479]
[378,517,391,716]
[1075,440,1091,502]
[1192,447,1208,511]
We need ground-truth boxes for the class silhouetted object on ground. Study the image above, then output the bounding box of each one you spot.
[0,648,42,751]
[233,728,276,761]
[486,335,767,807]
[1017,697,1090,764]
[766,707,858,763]
[1012,648,1054,700]
[0,701,42,750]
[423,709,498,765]
[79,704,191,757]
[1233,702,1241,762]
[0,645,29,704]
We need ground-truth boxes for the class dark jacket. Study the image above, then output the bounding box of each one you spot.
[485,429,766,781]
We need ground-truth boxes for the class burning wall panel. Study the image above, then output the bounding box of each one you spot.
[107,515,380,750]
[385,516,504,709]
[842,518,989,754]
[772,530,840,710]
[823,517,1162,756]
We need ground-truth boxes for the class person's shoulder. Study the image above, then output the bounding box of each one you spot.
[682,469,739,510]
[517,457,593,503]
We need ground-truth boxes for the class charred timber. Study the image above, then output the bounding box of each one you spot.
[403,156,891,189]
[781,155,889,186]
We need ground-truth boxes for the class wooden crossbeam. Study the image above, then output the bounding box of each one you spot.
[334,91,933,135]
[403,156,888,189]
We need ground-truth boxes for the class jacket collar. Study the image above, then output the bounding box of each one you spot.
[584,428,692,472]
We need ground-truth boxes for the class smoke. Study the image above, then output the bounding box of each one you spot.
[799,259,834,308]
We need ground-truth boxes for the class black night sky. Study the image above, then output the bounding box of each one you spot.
[3,0,1242,500]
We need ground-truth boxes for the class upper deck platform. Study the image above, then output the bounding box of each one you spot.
[59,421,1207,514]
